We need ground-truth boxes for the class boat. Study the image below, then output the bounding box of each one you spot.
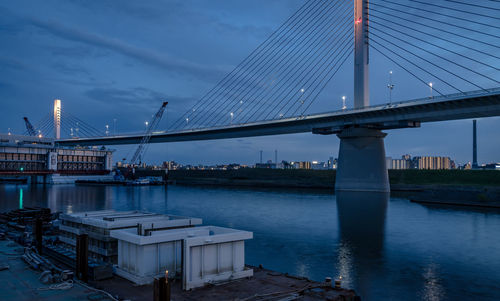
[127,178,150,186]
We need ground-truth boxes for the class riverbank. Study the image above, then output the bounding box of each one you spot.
[168,169,500,207]
[168,169,500,188]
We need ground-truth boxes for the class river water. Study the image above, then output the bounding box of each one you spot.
[1,183,499,300]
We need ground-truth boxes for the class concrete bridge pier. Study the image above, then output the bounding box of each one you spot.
[335,128,390,192]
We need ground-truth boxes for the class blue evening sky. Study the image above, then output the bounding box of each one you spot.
[0,0,498,165]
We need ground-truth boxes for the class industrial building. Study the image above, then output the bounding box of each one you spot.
[0,99,115,183]
[0,133,113,183]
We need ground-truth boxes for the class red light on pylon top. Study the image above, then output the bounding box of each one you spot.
[355,18,362,25]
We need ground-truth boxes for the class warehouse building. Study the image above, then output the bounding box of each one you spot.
[0,133,113,183]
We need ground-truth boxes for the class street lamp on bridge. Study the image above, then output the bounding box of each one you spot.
[387,71,395,104]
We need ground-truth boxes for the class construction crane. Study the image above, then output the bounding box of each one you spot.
[23,117,37,136]
[129,101,168,165]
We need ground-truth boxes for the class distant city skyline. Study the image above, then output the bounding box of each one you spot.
[132,151,498,171]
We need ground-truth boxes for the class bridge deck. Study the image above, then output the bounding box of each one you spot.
[57,89,500,146]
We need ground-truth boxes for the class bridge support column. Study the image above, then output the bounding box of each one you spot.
[335,128,389,192]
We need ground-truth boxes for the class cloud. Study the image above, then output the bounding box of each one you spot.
[82,86,199,131]
[51,61,90,76]
[33,18,225,80]
[72,1,273,40]
[84,86,194,111]
[210,16,273,40]
[67,0,168,20]
[48,45,104,59]
[0,81,10,90]
[0,56,25,70]
[4,9,228,82]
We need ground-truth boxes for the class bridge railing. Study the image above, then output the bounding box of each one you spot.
[303,87,500,120]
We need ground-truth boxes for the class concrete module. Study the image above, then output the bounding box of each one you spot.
[111,225,253,289]
[59,210,202,263]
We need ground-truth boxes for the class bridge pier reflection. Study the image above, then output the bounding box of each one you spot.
[335,191,389,293]
[335,128,390,192]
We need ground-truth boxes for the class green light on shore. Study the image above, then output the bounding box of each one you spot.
[19,189,23,209]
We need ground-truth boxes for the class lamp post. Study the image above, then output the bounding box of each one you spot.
[342,96,347,110]
[387,71,394,104]
[230,112,234,124]
[429,82,433,99]
[145,121,149,131]
[105,124,109,136]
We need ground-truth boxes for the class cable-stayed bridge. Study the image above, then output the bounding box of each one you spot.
[57,88,500,144]
[49,0,500,192]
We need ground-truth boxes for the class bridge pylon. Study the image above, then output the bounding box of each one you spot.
[335,0,390,192]
[335,128,389,192]
[354,0,369,109]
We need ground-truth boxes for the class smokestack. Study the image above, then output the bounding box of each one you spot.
[472,120,478,169]
[54,99,61,139]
